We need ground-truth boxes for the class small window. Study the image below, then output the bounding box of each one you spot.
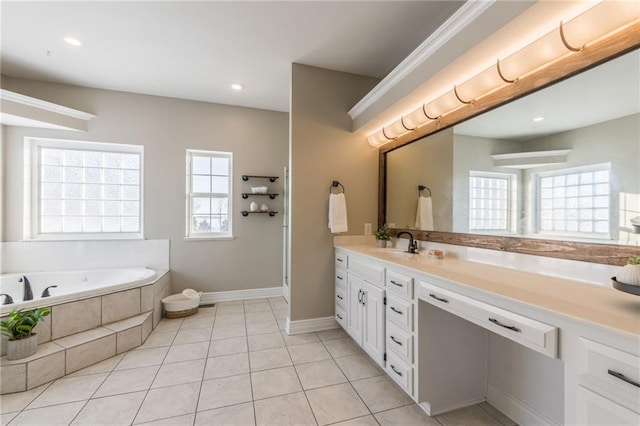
[536,164,610,238]
[186,150,232,239]
[24,137,144,240]
[469,171,516,233]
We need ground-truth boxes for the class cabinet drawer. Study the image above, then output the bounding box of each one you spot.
[386,270,413,300]
[335,286,347,309]
[386,295,413,332]
[335,270,347,290]
[420,282,557,358]
[386,321,413,364]
[349,257,384,286]
[335,305,347,329]
[579,338,640,413]
[386,351,414,396]
[335,252,347,269]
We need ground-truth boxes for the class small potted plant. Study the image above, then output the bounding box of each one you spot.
[616,257,640,287]
[374,224,392,248]
[0,307,51,360]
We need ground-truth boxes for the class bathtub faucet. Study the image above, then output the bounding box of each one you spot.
[0,294,14,305]
[19,276,34,301]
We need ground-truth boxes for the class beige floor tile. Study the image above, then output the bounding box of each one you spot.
[352,375,413,413]
[248,332,285,351]
[197,374,252,412]
[173,327,212,345]
[116,346,168,370]
[245,311,276,324]
[244,302,271,313]
[153,319,183,333]
[244,298,269,305]
[179,316,214,330]
[436,404,504,426]
[213,314,245,327]
[288,342,332,365]
[135,413,196,426]
[211,325,247,340]
[251,366,302,400]
[204,353,250,379]
[152,359,206,389]
[192,306,217,317]
[71,391,146,425]
[323,337,363,358]
[209,336,248,356]
[216,305,245,315]
[134,382,200,424]
[138,330,177,349]
[195,402,255,426]
[272,307,288,320]
[295,359,348,390]
[249,347,292,371]
[281,332,320,346]
[254,392,316,426]
[217,300,244,306]
[306,383,370,425]
[95,365,159,397]
[334,354,384,381]
[164,341,209,364]
[334,415,381,426]
[246,320,280,336]
[478,402,517,426]
[317,328,348,341]
[28,373,108,409]
[0,383,50,414]
[277,318,288,332]
[9,401,85,426]
[1,412,18,425]
[67,354,125,378]
[375,404,439,425]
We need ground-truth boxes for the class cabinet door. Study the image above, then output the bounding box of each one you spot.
[346,274,363,343]
[362,281,385,367]
[577,386,640,425]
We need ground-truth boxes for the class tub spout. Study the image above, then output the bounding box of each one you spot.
[42,286,58,297]
[0,294,14,305]
[19,276,34,301]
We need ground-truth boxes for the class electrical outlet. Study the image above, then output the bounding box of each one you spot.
[364,223,372,235]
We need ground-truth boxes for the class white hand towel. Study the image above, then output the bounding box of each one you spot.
[329,193,348,233]
[415,196,434,231]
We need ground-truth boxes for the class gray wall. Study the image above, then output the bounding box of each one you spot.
[289,64,379,321]
[1,76,288,293]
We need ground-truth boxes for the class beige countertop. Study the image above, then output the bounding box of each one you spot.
[336,244,640,337]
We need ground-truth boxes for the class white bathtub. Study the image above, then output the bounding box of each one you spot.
[0,267,157,315]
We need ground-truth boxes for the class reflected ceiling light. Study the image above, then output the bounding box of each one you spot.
[63,35,83,47]
[231,83,244,91]
[367,1,640,148]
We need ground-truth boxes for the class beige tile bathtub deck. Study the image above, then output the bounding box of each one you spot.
[1,296,515,426]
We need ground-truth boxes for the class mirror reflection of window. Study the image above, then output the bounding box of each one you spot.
[468,171,517,234]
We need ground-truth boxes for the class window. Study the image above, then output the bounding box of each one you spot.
[536,164,610,238]
[24,138,143,240]
[186,150,232,239]
[469,171,516,233]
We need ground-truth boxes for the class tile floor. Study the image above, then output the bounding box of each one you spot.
[0,297,517,425]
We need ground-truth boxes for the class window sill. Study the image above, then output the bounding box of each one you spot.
[184,235,235,242]
[23,234,145,242]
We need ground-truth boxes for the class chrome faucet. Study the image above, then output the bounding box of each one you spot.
[19,276,34,301]
[396,231,418,253]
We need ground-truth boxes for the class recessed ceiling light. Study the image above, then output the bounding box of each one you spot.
[231,83,244,91]
[533,116,545,122]
[63,35,84,47]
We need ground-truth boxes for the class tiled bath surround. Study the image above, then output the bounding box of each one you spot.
[0,272,170,394]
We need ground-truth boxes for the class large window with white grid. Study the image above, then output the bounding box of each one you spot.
[186,150,232,239]
[24,138,144,240]
[469,171,516,233]
[535,164,611,238]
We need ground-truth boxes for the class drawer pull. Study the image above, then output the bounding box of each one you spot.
[390,280,403,287]
[337,275,343,280]
[337,258,344,263]
[337,313,343,320]
[390,306,403,315]
[429,293,449,303]
[390,365,403,377]
[337,294,343,300]
[390,336,403,346]
[608,369,640,388]
[489,318,521,333]
[358,290,363,304]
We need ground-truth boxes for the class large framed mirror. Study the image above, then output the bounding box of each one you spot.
[379,26,640,265]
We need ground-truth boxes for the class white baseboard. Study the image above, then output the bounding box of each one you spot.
[200,287,283,304]
[487,382,559,426]
[285,316,339,335]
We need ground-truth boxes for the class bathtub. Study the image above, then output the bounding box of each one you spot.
[0,267,157,315]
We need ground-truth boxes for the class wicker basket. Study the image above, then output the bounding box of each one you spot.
[162,291,201,319]
[165,307,199,319]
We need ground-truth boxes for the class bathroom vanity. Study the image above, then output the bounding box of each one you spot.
[334,244,639,425]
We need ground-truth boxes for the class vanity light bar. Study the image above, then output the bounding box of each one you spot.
[368,1,640,148]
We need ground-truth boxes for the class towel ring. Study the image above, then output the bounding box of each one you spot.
[418,185,431,197]
[330,181,345,194]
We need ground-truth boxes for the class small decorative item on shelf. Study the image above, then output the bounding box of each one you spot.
[250,201,258,212]
[612,256,640,296]
[374,224,392,248]
[0,307,51,360]
[260,203,269,212]
[427,249,444,260]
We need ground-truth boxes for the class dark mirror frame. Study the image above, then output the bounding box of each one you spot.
[378,23,640,266]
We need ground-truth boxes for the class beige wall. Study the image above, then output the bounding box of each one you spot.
[1,76,288,293]
[289,64,379,321]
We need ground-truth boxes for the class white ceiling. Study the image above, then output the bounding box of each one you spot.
[454,49,640,140]
[1,1,464,113]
